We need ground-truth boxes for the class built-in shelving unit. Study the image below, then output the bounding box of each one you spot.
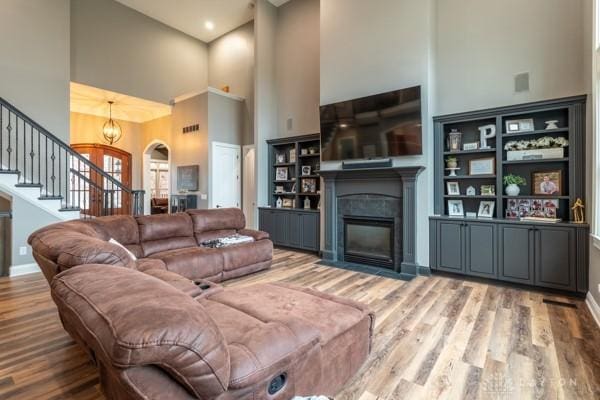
[430,96,589,294]
[258,133,321,253]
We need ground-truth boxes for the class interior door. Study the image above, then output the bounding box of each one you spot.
[211,142,241,209]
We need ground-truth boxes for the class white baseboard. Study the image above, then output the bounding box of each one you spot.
[586,292,600,329]
[9,263,40,277]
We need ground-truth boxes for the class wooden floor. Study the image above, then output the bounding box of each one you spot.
[0,249,599,399]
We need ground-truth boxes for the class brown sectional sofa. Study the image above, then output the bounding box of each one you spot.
[28,208,374,399]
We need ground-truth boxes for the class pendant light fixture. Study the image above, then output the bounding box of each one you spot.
[102,101,122,145]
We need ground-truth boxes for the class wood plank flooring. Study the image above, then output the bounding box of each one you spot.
[0,249,599,399]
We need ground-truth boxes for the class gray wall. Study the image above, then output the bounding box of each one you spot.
[71,0,208,104]
[0,0,70,141]
[276,0,320,137]
[254,0,279,215]
[208,92,244,146]
[170,94,209,209]
[0,0,69,268]
[435,0,587,115]
[208,21,255,145]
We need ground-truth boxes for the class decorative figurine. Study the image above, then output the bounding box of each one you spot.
[466,186,476,196]
[304,197,311,209]
[276,197,283,208]
[478,124,496,149]
[545,120,559,130]
[571,198,585,223]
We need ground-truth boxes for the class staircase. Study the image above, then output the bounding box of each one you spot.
[0,97,144,220]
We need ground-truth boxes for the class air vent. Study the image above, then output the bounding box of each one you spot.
[183,124,200,134]
[542,299,577,308]
[514,72,530,93]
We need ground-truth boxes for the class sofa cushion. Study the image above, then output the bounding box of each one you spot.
[149,247,224,280]
[220,240,273,272]
[136,213,196,256]
[200,298,321,390]
[52,265,231,398]
[89,215,140,245]
[47,234,136,271]
[28,221,104,260]
[187,208,245,233]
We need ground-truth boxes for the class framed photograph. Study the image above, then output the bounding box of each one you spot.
[275,185,284,194]
[543,199,559,209]
[518,207,530,218]
[531,199,543,211]
[507,199,518,210]
[301,165,312,176]
[447,200,464,217]
[506,209,518,219]
[289,148,296,163]
[532,170,561,195]
[463,142,479,151]
[301,178,317,193]
[446,181,460,195]
[544,207,557,218]
[480,185,496,196]
[177,165,199,192]
[518,199,531,208]
[275,167,288,181]
[505,118,534,133]
[282,198,293,208]
[469,157,495,175]
[477,201,495,218]
[276,153,286,164]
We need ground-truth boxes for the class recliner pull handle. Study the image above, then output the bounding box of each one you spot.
[268,373,287,395]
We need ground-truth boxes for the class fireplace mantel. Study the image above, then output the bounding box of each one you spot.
[320,166,425,277]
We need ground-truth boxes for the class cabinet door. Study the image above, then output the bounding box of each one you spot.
[300,213,319,251]
[465,222,496,278]
[273,212,289,246]
[288,213,303,248]
[259,210,274,239]
[534,226,576,291]
[498,224,534,284]
[436,220,464,273]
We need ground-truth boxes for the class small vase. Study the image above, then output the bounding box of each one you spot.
[505,184,520,196]
[446,160,458,169]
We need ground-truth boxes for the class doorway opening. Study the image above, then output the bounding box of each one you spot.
[143,140,171,215]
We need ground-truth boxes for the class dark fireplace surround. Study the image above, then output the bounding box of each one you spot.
[320,166,425,277]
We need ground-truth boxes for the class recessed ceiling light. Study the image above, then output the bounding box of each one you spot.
[205,21,214,30]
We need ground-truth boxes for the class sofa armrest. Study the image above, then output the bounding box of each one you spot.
[51,265,231,398]
[134,258,166,272]
[238,228,270,241]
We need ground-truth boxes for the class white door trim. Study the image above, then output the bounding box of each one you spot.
[242,145,256,228]
[209,141,242,209]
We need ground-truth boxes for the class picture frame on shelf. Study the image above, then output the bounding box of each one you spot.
[505,118,534,133]
[276,153,286,164]
[282,198,293,208]
[447,199,464,217]
[301,165,312,176]
[505,209,518,219]
[289,148,296,163]
[301,178,317,193]
[532,170,562,195]
[469,157,495,175]
[480,185,495,195]
[275,185,284,194]
[446,181,460,195]
[463,142,479,151]
[275,167,288,181]
[477,201,495,218]
[466,186,476,196]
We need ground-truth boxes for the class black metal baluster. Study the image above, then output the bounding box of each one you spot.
[0,105,3,171]
[45,136,48,192]
[6,111,12,171]
[37,129,40,185]
[51,142,55,196]
[58,147,62,204]
[30,125,34,185]
[22,122,26,182]
[15,117,19,181]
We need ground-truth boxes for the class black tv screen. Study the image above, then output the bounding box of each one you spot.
[320,86,422,161]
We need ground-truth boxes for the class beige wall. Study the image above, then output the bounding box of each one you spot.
[276,0,320,137]
[71,0,208,104]
[209,21,255,145]
[70,112,144,189]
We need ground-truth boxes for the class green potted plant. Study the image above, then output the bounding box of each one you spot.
[503,174,526,196]
[445,156,458,169]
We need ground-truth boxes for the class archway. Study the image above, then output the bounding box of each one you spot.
[142,140,171,215]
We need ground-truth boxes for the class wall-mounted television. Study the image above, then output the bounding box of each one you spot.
[320,86,422,161]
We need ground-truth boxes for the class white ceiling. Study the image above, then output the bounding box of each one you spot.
[115,0,291,42]
[70,82,172,123]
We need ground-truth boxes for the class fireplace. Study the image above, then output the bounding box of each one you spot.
[344,217,394,269]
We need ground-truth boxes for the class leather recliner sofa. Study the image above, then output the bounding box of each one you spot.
[28,208,374,399]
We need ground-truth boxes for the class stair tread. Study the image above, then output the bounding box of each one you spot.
[0,170,20,174]
[38,196,63,200]
[59,207,81,212]
[15,183,43,188]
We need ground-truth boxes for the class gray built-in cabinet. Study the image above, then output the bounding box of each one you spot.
[258,134,321,252]
[430,96,589,294]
